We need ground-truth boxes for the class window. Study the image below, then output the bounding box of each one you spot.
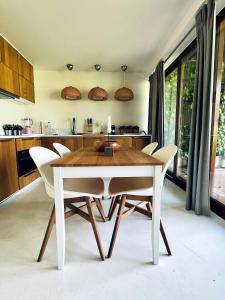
[164,43,197,184]
[177,51,197,179]
[210,18,225,218]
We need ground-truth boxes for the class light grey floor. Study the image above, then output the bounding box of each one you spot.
[0,179,225,300]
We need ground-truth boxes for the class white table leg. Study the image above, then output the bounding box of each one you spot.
[152,165,162,265]
[102,177,111,199]
[53,167,65,270]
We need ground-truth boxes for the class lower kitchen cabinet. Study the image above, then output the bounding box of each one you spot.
[19,169,40,189]
[132,136,151,150]
[82,137,104,148]
[41,137,83,152]
[0,139,19,202]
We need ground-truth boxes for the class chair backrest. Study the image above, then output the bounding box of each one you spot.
[152,145,178,185]
[29,146,59,197]
[142,142,158,155]
[53,143,71,157]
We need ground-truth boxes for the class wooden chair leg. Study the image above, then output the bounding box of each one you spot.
[95,198,106,222]
[107,196,116,218]
[37,205,55,262]
[147,201,171,255]
[86,198,105,261]
[160,221,172,255]
[107,195,126,258]
[108,196,120,220]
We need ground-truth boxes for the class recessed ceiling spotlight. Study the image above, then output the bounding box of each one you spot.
[94,64,101,71]
[121,65,127,72]
[66,64,74,71]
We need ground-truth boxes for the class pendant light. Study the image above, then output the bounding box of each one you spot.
[88,64,108,101]
[61,64,82,100]
[114,65,134,101]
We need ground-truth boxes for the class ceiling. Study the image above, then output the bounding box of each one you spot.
[0,0,207,73]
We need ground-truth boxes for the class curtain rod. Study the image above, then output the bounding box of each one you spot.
[164,24,196,63]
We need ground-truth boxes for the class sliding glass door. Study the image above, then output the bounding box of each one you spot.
[177,51,197,179]
[164,44,197,184]
[210,19,225,216]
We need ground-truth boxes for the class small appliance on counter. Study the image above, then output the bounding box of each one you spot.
[71,117,77,135]
[119,125,139,134]
[85,118,93,133]
[22,118,33,134]
[111,125,116,135]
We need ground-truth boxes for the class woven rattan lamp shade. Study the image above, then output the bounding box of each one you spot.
[88,86,108,101]
[61,86,82,100]
[114,87,134,101]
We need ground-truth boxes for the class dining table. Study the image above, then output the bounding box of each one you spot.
[51,147,163,270]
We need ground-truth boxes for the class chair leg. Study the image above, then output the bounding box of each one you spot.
[160,221,172,255]
[37,205,55,262]
[147,201,172,255]
[108,196,120,220]
[86,198,105,261]
[107,195,126,258]
[95,198,106,222]
[107,196,116,218]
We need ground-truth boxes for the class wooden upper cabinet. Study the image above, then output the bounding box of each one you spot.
[0,36,4,62]
[0,139,19,202]
[0,62,20,96]
[2,40,19,73]
[18,54,34,82]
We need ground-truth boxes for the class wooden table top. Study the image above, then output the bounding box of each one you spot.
[51,148,163,167]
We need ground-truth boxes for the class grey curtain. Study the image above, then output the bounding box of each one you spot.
[148,60,164,148]
[186,0,215,215]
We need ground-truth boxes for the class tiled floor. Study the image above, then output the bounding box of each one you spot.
[0,179,225,300]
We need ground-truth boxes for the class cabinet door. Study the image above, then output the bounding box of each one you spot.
[83,137,105,148]
[18,54,33,82]
[0,139,19,202]
[113,137,132,148]
[132,137,151,150]
[0,36,3,62]
[19,76,35,102]
[61,138,83,151]
[41,137,62,152]
[16,138,41,151]
[2,40,19,73]
[0,62,20,96]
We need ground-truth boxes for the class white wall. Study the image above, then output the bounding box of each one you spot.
[0,99,25,135]
[25,70,149,134]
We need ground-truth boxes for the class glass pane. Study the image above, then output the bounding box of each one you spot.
[164,69,178,171]
[177,51,197,180]
[211,26,225,205]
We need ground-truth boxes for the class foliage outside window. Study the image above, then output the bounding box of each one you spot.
[177,51,197,178]
[217,63,225,157]
[165,69,177,147]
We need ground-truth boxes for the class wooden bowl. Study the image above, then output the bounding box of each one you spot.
[94,140,121,152]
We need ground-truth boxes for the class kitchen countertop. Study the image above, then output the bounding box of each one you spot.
[0,133,151,139]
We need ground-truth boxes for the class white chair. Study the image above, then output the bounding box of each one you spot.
[107,145,178,258]
[29,146,106,262]
[141,142,158,155]
[107,142,158,218]
[53,142,71,157]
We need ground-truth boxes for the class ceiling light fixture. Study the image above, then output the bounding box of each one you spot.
[61,64,82,100]
[88,64,108,101]
[114,65,134,101]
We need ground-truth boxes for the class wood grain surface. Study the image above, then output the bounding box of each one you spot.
[51,148,163,167]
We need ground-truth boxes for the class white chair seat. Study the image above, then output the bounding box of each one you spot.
[109,177,153,196]
[40,162,104,198]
